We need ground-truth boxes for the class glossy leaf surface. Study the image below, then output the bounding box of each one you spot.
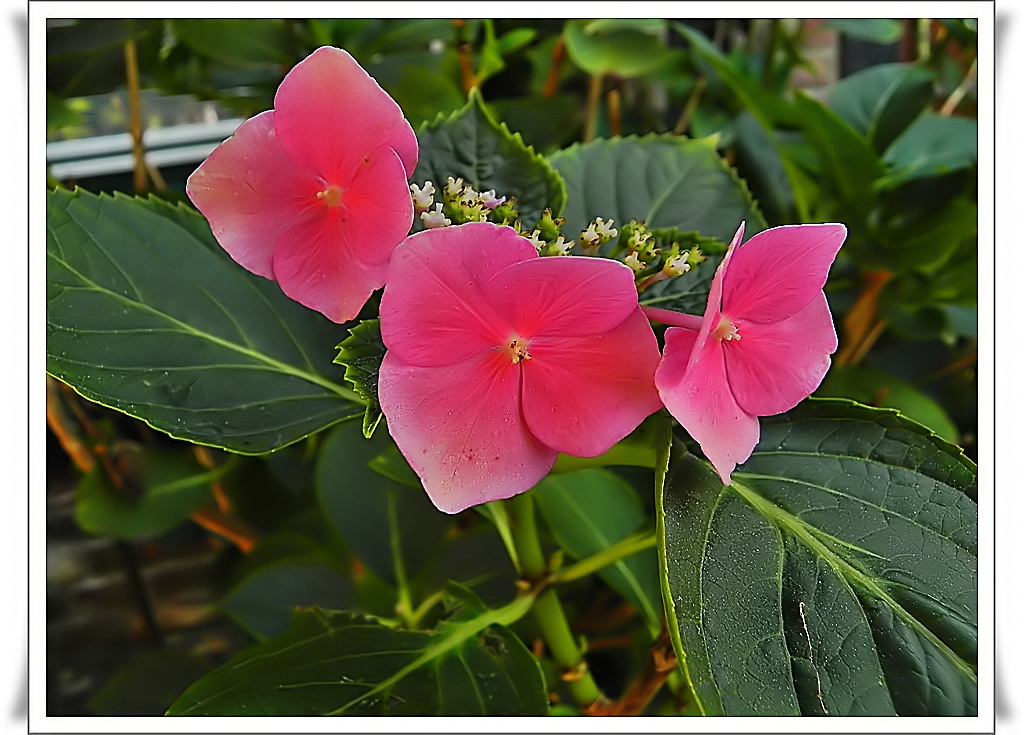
[46,189,363,454]
[167,592,547,715]
[658,399,977,716]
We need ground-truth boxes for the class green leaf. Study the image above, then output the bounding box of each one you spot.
[823,19,904,44]
[658,399,977,716]
[166,593,547,715]
[828,63,935,153]
[315,420,452,586]
[638,253,721,315]
[547,135,766,246]
[672,23,799,128]
[412,90,568,226]
[534,469,662,638]
[563,19,677,78]
[221,558,359,639]
[74,446,230,539]
[878,112,978,189]
[815,365,959,442]
[170,19,295,67]
[334,320,385,438]
[46,189,363,454]
[791,90,886,203]
[89,648,213,716]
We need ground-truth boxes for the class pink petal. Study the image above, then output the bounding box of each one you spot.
[270,212,383,324]
[656,333,760,485]
[186,111,320,279]
[483,256,640,338]
[722,224,847,324]
[273,47,418,182]
[268,147,413,323]
[378,351,557,513]
[726,292,838,416]
[521,308,663,458]
[379,223,538,367]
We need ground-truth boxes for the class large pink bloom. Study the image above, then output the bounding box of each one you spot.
[186,47,417,323]
[378,222,663,514]
[645,222,847,485]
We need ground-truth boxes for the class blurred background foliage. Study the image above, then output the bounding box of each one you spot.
[46,17,978,716]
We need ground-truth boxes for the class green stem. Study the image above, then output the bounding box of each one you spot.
[552,530,656,585]
[507,493,604,708]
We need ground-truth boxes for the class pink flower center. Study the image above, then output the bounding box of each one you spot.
[316,185,346,208]
[713,318,741,342]
[504,337,532,364]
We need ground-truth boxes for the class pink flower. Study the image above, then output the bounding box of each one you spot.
[645,222,847,484]
[378,222,663,513]
[186,47,418,323]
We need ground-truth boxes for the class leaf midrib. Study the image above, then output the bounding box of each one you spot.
[729,479,978,683]
[47,249,361,404]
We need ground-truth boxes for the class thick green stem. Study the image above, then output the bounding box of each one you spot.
[506,493,604,708]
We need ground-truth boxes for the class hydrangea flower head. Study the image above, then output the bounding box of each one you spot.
[186,46,417,323]
[648,222,847,484]
[378,222,663,513]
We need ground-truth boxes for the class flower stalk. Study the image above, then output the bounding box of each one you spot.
[507,493,604,708]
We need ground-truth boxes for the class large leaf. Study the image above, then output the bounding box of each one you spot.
[166,591,547,715]
[638,253,722,316]
[170,19,295,67]
[315,420,452,585]
[74,446,230,539]
[533,469,661,638]
[562,19,678,78]
[878,112,979,190]
[412,89,567,227]
[828,63,935,153]
[791,90,886,204]
[46,188,363,454]
[547,135,766,245]
[658,399,977,716]
[221,558,359,639]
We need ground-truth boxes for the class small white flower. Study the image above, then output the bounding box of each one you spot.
[410,181,435,211]
[594,217,618,240]
[663,254,691,276]
[524,230,546,253]
[479,190,507,209]
[421,203,451,229]
[549,236,574,256]
[444,177,465,199]
[623,251,644,272]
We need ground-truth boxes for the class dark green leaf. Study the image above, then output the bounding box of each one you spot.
[46,189,363,454]
[221,558,359,638]
[815,365,959,442]
[89,648,214,716]
[412,90,568,226]
[658,399,977,716]
[828,63,934,153]
[672,23,799,128]
[638,253,721,316]
[170,19,295,67]
[563,19,677,78]
[315,420,451,585]
[547,135,766,247]
[334,320,386,438]
[167,594,547,715]
[74,446,228,539]
[823,19,904,44]
[792,90,886,203]
[489,94,581,153]
[878,112,978,189]
[534,469,661,638]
